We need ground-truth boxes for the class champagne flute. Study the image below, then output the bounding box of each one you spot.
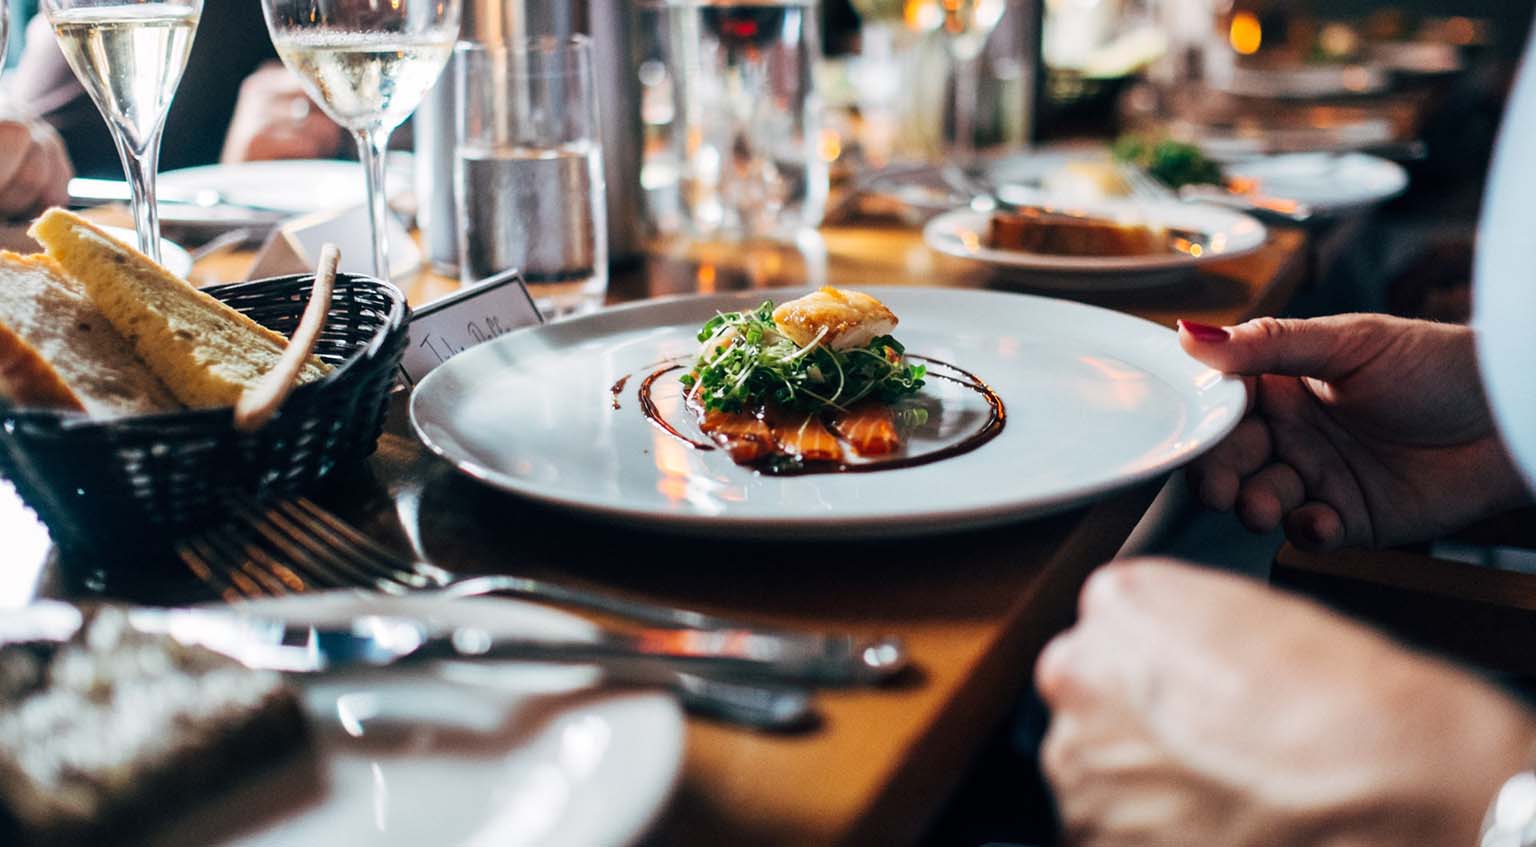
[42,0,201,262]
[262,0,460,280]
[925,0,1007,164]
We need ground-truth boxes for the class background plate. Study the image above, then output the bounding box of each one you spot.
[923,203,1266,290]
[410,288,1246,538]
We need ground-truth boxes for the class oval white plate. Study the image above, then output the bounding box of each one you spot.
[101,225,194,278]
[1223,153,1408,214]
[409,288,1247,538]
[156,592,684,847]
[923,201,1266,290]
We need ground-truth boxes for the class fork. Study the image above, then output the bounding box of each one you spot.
[176,496,907,680]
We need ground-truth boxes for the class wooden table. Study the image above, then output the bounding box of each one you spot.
[8,219,1309,846]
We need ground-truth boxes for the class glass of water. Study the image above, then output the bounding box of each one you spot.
[635,0,827,241]
[454,37,608,318]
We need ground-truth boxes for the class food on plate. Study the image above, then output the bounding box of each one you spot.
[1040,160,1131,200]
[0,606,309,846]
[1111,133,1222,189]
[0,252,179,417]
[29,208,331,409]
[987,207,1169,257]
[681,287,927,469]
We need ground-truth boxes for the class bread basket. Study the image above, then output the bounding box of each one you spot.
[0,272,409,560]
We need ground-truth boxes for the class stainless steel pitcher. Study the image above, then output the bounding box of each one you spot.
[415,0,643,273]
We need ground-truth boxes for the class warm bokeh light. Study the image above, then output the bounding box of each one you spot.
[1445,16,1476,46]
[905,0,940,32]
[817,128,842,164]
[1229,12,1262,55]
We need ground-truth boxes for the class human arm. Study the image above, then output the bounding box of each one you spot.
[1036,558,1536,846]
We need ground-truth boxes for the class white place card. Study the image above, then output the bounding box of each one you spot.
[399,268,544,385]
[246,203,420,282]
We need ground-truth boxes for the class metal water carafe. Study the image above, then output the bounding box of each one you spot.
[414,0,642,274]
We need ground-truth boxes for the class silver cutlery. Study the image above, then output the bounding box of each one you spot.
[1117,163,1315,225]
[130,607,815,730]
[183,496,907,663]
[67,177,290,223]
[176,496,907,684]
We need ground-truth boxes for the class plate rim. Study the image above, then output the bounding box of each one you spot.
[1221,152,1409,212]
[408,287,1247,538]
[922,204,1268,273]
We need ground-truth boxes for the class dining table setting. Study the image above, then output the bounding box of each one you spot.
[0,0,1487,844]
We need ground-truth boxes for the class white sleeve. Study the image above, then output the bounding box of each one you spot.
[1474,21,1536,495]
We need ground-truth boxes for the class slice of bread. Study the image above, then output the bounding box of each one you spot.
[0,251,179,417]
[30,209,331,409]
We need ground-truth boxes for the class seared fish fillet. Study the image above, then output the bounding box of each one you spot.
[771,287,897,351]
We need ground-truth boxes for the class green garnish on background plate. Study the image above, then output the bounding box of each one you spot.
[1112,133,1223,189]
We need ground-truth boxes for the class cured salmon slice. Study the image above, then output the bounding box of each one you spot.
[764,407,843,462]
[697,407,775,464]
[832,402,902,457]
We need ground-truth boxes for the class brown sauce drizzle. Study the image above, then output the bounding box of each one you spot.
[631,354,1005,474]
[609,375,630,410]
[638,364,715,450]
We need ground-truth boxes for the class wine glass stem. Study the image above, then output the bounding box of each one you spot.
[952,52,980,166]
[355,127,392,280]
[119,131,164,264]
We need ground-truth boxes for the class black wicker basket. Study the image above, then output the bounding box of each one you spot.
[0,272,409,560]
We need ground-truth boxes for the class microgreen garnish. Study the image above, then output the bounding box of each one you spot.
[684,301,926,413]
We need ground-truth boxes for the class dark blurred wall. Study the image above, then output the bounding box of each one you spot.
[1272,0,1534,57]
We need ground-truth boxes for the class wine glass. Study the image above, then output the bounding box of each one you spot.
[927,0,1007,166]
[262,0,460,280]
[42,0,202,262]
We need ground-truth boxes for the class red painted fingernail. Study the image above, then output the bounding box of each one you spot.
[1178,319,1230,342]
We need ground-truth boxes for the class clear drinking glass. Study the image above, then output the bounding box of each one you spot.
[42,0,202,262]
[635,0,827,240]
[262,0,459,279]
[454,37,608,318]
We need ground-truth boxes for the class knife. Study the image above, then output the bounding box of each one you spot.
[67,177,290,224]
[127,608,820,730]
[128,609,907,686]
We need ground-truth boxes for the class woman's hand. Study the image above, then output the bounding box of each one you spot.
[1179,314,1532,550]
[1037,559,1536,847]
[0,117,72,220]
[221,62,342,163]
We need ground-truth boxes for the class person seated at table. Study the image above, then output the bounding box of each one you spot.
[2,3,341,180]
[1034,18,1536,841]
[0,104,71,219]
[1034,50,1536,843]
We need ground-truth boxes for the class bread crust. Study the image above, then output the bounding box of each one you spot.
[30,209,331,409]
[0,320,86,412]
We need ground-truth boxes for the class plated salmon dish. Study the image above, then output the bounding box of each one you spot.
[679,287,931,471]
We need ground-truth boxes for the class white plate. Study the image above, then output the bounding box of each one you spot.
[158,157,415,217]
[101,225,194,278]
[923,202,1267,290]
[157,592,685,847]
[1223,153,1408,214]
[409,288,1247,538]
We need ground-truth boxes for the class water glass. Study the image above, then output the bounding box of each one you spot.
[455,37,608,318]
[635,0,827,241]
